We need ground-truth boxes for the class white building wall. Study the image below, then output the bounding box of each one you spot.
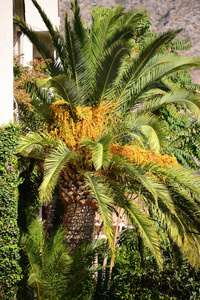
[22,0,60,65]
[25,0,60,31]
[22,34,33,65]
[0,0,13,125]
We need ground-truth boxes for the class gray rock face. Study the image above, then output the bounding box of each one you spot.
[59,0,200,82]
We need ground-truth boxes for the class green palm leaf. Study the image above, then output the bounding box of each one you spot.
[89,41,129,105]
[126,56,200,110]
[112,156,173,208]
[64,12,80,83]
[16,132,59,157]
[90,7,124,63]
[26,81,53,122]
[83,134,112,170]
[136,91,200,121]
[39,143,76,203]
[117,113,166,153]
[115,30,182,107]
[123,200,163,269]
[84,173,114,256]
[13,16,62,76]
[64,12,89,86]
[71,0,90,53]
[151,204,200,270]
[150,164,200,200]
[50,74,85,119]
[31,0,65,68]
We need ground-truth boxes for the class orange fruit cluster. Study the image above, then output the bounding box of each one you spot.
[49,100,115,149]
[111,144,178,168]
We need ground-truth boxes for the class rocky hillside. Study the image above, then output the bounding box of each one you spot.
[59,0,200,82]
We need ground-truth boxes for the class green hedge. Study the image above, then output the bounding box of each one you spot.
[0,123,22,299]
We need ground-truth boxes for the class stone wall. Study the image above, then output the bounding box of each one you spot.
[59,0,200,82]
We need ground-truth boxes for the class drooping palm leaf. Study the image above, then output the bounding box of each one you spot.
[31,0,65,67]
[150,203,200,270]
[13,15,62,76]
[149,164,200,200]
[26,81,53,122]
[84,134,112,170]
[111,156,172,206]
[115,113,166,153]
[84,173,114,256]
[136,91,200,121]
[39,143,76,203]
[122,55,200,111]
[123,199,163,269]
[16,132,59,157]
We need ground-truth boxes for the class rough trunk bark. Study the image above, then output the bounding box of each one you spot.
[62,202,95,250]
[59,166,97,250]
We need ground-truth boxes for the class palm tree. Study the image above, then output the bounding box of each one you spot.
[15,0,200,269]
[22,219,101,299]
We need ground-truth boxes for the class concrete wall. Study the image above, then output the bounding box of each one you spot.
[0,0,13,125]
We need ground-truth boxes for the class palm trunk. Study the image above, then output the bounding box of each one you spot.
[62,202,95,250]
[60,166,97,250]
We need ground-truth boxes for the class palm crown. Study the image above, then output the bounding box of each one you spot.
[15,0,200,269]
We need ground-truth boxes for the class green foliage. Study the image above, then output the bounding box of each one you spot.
[91,229,200,299]
[14,0,200,269]
[161,105,200,169]
[22,219,102,300]
[108,230,200,300]
[160,68,200,169]
[0,123,22,299]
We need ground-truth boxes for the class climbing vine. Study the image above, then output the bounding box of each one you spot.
[0,123,22,299]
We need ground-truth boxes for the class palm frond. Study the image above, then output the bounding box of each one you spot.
[151,204,200,270]
[115,30,182,108]
[84,173,114,256]
[130,56,200,104]
[111,156,172,207]
[136,91,200,121]
[116,113,166,153]
[89,41,129,105]
[64,12,89,86]
[16,132,59,157]
[150,164,200,200]
[90,7,124,63]
[71,0,89,51]
[50,74,85,119]
[13,15,62,76]
[21,219,45,267]
[26,81,53,122]
[83,134,112,170]
[39,143,76,203]
[31,0,65,67]
[64,12,79,82]
[123,199,163,269]
[130,56,200,109]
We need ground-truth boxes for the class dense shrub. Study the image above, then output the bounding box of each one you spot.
[0,123,22,299]
[107,230,200,300]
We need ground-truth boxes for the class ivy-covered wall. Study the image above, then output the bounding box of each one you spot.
[0,123,22,299]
